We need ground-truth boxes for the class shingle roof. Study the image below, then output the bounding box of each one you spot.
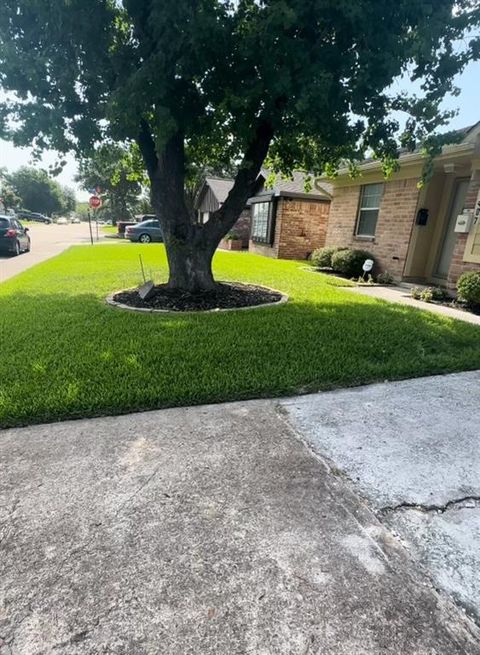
[204,177,235,204]
[204,170,333,203]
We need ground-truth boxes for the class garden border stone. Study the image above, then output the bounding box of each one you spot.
[105,283,288,314]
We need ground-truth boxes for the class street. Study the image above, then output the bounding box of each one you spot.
[0,222,99,284]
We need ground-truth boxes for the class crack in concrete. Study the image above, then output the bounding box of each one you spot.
[379,496,480,517]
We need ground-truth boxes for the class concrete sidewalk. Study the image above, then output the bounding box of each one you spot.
[283,371,480,627]
[1,394,480,653]
[347,283,480,326]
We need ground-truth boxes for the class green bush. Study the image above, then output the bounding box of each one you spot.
[410,287,422,300]
[457,271,480,305]
[413,286,447,303]
[376,270,394,285]
[420,288,434,303]
[311,246,344,269]
[331,248,375,278]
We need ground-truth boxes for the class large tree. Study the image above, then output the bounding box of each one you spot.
[0,1,479,290]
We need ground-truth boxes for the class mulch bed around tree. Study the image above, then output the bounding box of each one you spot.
[112,282,284,312]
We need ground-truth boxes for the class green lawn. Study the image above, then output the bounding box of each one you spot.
[101,225,118,235]
[1,243,479,427]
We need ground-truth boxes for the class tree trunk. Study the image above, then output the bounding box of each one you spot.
[164,236,217,292]
[137,120,273,294]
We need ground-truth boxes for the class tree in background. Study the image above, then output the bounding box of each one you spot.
[75,144,146,224]
[62,186,77,215]
[5,167,76,216]
[0,167,20,211]
[0,1,479,290]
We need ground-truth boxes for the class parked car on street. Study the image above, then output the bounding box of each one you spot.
[56,216,69,225]
[0,215,31,255]
[71,217,81,224]
[125,218,163,243]
[16,210,52,224]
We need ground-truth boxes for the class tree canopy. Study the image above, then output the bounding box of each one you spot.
[1,1,479,289]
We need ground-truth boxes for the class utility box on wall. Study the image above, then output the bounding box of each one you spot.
[454,209,474,233]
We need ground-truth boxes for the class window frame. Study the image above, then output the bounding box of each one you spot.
[250,200,276,245]
[355,183,384,238]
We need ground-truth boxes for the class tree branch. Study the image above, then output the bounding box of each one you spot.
[136,119,159,179]
[206,120,274,240]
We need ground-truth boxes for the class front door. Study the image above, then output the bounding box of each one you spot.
[434,178,470,279]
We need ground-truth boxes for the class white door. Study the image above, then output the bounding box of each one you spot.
[434,179,470,279]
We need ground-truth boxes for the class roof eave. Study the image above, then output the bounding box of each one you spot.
[327,141,477,180]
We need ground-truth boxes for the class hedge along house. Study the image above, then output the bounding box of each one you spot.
[195,176,252,247]
[248,171,332,260]
[323,123,480,289]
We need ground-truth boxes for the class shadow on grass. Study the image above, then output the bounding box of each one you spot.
[0,290,479,428]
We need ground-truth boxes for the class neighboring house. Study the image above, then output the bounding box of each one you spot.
[248,172,332,260]
[323,122,480,288]
[196,172,332,259]
[195,177,252,246]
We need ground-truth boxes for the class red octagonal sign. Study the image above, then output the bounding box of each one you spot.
[89,195,102,209]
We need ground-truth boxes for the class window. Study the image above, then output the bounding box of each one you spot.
[356,183,384,237]
[251,202,274,244]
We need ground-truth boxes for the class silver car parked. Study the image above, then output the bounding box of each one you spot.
[125,218,163,243]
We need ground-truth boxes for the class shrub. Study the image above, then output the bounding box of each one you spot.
[416,287,447,303]
[410,287,422,300]
[430,287,448,302]
[420,288,434,303]
[331,248,375,278]
[376,270,394,285]
[311,246,344,269]
[457,271,480,305]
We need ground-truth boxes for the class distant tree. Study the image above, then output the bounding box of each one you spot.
[6,167,68,216]
[75,202,90,220]
[61,186,77,215]
[0,168,20,211]
[76,144,145,224]
[0,2,479,290]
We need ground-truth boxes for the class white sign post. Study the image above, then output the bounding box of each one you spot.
[362,258,374,281]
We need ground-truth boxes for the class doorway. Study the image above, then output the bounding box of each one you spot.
[433,178,469,279]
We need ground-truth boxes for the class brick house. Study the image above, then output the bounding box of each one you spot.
[248,172,332,260]
[323,122,480,288]
[197,172,332,259]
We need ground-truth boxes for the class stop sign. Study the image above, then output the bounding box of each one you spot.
[89,195,102,209]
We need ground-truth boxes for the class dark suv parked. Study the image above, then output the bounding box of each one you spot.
[0,215,31,255]
[16,210,52,224]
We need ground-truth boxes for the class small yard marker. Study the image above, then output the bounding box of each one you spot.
[139,254,147,284]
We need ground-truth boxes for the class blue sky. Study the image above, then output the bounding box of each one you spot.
[0,59,479,202]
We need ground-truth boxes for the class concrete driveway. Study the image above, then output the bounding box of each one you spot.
[283,371,480,627]
[2,386,480,654]
[0,222,94,283]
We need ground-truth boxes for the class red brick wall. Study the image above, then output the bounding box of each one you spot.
[277,198,330,260]
[447,173,480,287]
[325,179,420,279]
[249,197,330,260]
